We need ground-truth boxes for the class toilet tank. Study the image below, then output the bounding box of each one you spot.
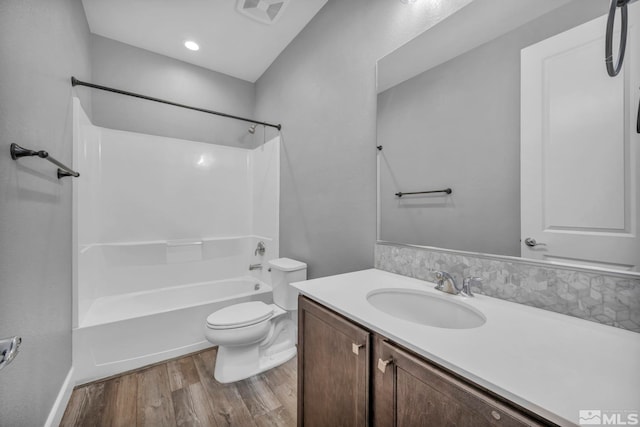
[268,258,307,310]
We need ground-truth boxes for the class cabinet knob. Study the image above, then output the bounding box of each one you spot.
[352,343,364,355]
[377,358,393,374]
[491,410,501,420]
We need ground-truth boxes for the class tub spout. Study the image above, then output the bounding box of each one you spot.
[249,263,263,271]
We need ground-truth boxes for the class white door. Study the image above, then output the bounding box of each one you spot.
[521,4,640,271]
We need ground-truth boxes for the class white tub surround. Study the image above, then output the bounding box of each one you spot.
[71,98,280,383]
[77,235,275,319]
[292,269,640,427]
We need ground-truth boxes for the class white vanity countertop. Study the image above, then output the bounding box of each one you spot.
[292,268,640,426]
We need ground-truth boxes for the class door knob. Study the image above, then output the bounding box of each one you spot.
[524,237,546,247]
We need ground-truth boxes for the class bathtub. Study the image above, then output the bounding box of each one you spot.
[73,277,272,384]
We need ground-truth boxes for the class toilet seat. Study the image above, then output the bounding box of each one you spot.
[206,301,274,330]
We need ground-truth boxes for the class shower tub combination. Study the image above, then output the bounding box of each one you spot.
[73,247,273,383]
[72,99,280,383]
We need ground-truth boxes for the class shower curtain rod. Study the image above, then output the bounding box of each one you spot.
[70,77,282,131]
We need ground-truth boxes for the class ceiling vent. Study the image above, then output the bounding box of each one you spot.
[236,0,289,25]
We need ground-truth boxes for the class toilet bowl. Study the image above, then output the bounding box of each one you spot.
[204,257,307,383]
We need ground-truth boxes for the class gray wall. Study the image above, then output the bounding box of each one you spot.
[254,0,471,279]
[0,0,92,425]
[90,35,258,148]
[378,0,607,257]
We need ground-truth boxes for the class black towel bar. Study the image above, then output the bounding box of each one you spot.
[395,188,452,198]
[10,143,79,179]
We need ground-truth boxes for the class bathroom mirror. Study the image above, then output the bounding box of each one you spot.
[376,0,640,273]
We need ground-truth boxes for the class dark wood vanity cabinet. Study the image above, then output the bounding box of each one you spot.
[298,296,371,427]
[371,335,547,427]
[298,296,553,427]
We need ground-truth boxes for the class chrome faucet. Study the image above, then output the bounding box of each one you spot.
[434,271,482,297]
[434,271,459,295]
[249,263,263,271]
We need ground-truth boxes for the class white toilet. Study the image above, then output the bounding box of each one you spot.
[204,257,307,383]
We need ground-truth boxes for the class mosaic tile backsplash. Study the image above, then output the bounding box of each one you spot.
[375,243,640,333]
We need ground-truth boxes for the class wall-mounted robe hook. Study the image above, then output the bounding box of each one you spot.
[10,143,79,179]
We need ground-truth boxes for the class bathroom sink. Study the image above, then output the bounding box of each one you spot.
[366,288,486,329]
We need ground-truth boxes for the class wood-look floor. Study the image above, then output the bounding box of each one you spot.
[60,348,297,427]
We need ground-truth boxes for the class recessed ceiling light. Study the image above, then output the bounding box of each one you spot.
[184,40,200,51]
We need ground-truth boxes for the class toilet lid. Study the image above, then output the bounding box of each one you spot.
[206,301,274,329]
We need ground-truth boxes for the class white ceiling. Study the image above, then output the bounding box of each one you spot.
[81,0,328,83]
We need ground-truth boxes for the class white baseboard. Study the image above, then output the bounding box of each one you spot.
[44,367,75,427]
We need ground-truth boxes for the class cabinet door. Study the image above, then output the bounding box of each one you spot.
[298,296,370,427]
[373,338,549,427]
